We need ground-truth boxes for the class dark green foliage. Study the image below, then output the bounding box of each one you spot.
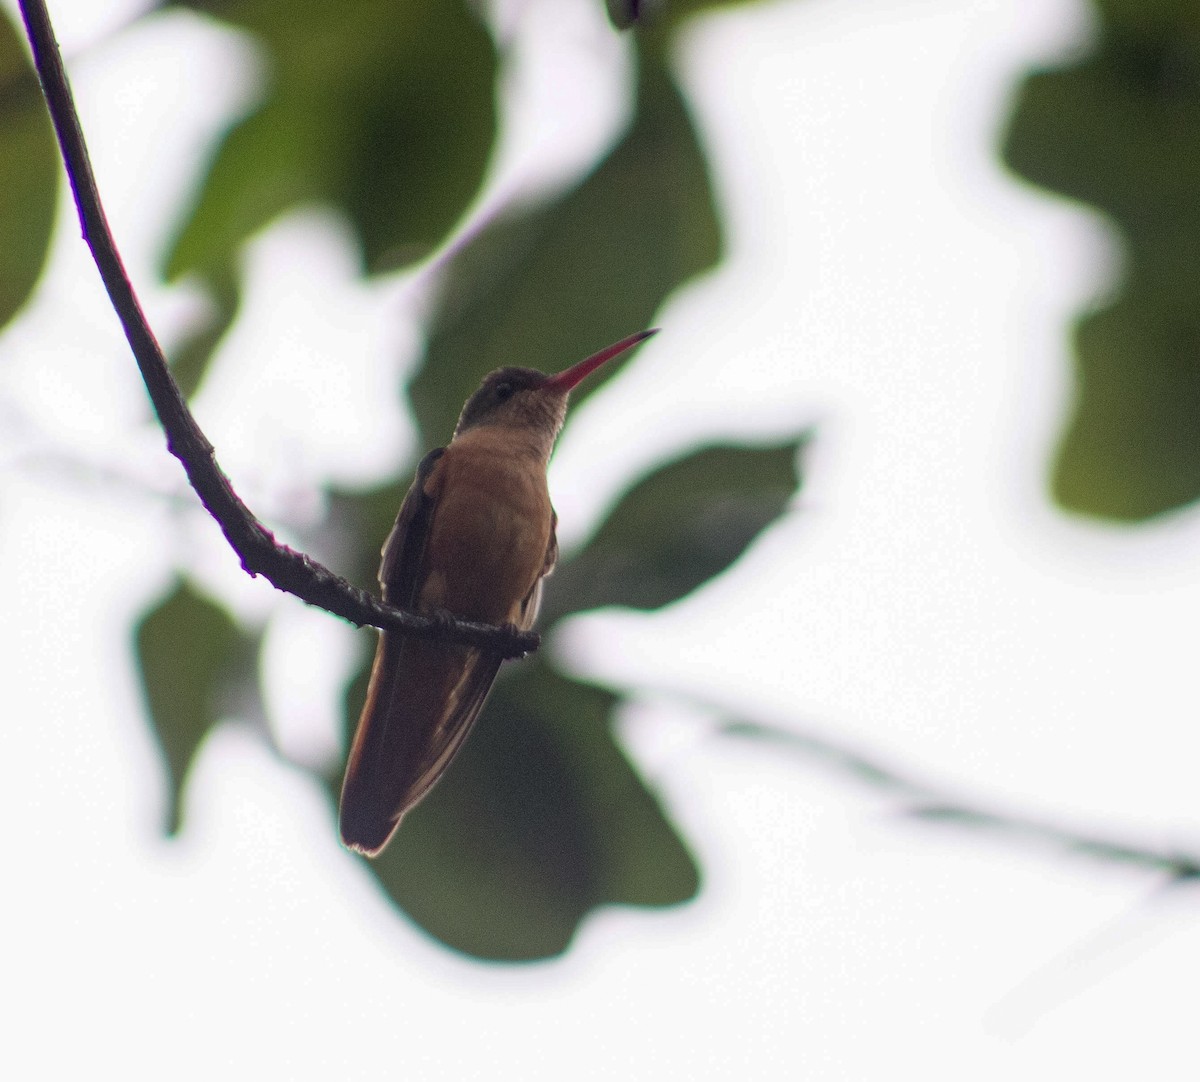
[135,579,257,834]
[164,0,496,278]
[1002,0,1200,519]
[0,7,58,330]
[1055,297,1200,519]
[545,440,806,621]
[605,0,653,30]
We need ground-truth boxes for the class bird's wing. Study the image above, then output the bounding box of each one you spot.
[340,447,456,855]
[518,508,557,628]
[379,447,445,606]
[543,508,559,579]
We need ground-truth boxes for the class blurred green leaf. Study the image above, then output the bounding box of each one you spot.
[410,47,722,445]
[136,579,252,834]
[544,439,805,621]
[0,7,58,331]
[167,264,241,398]
[1094,0,1200,35]
[349,659,698,961]
[1051,296,1200,519]
[1002,6,1200,519]
[605,0,649,30]
[1003,31,1200,238]
[164,0,496,278]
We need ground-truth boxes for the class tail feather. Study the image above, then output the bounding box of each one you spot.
[339,631,502,856]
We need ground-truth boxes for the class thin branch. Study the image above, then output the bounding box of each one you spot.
[721,716,1200,883]
[17,0,537,659]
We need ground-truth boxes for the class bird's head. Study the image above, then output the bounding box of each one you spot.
[452,330,658,447]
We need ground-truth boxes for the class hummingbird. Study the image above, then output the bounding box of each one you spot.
[339,329,658,856]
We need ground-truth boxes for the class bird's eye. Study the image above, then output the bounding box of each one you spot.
[494,381,514,401]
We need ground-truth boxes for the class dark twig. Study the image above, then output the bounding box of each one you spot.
[17,0,537,659]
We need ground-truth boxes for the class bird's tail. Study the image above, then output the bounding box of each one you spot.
[338,630,501,857]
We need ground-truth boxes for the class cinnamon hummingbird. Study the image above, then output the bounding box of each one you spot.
[339,329,658,857]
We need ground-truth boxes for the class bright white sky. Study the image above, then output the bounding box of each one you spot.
[4,0,1200,1077]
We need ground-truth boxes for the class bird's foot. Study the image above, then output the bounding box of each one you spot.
[425,607,460,638]
[496,621,538,658]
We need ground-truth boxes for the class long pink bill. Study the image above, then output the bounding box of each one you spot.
[543,328,659,394]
